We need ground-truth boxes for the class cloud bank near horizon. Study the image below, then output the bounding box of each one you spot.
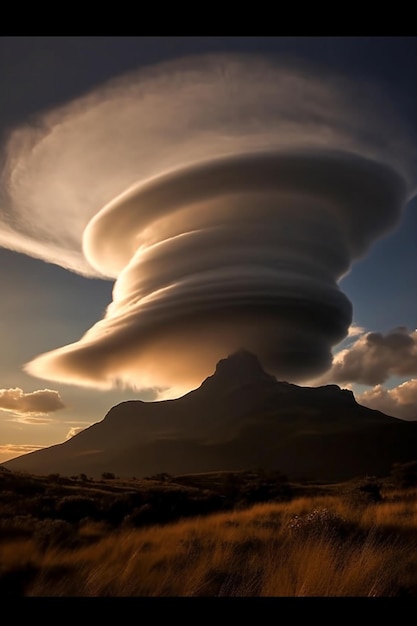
[323,327,417,386]
[0,443,46,464]
[358,380,417,421]
[1,53,416,395]
[311,327,417,421]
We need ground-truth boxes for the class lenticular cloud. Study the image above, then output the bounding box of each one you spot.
[1,53,416,394]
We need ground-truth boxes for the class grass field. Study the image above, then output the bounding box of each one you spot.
[1,467,417,596]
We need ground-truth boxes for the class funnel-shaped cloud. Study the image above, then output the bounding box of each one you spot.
[0,54,415,394]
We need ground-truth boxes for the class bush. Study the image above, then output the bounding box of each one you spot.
[34,519,77,550]
[56,496,99,523]
[104,496,137,526]
[391,461,417,488]
[288,508,354,540]
[144,473,172,482]
[355,477,383,503]
[0,515,34,541]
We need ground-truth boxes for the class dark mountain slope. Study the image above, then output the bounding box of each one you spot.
[3,350,415,481]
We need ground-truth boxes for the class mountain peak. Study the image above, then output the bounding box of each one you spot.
[3,349,407,482]
[215,349,269,375]
[200,350,277,392]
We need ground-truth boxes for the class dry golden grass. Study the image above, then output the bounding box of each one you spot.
[2,488,413,597]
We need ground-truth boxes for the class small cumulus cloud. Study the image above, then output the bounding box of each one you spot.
[0,387,65,417]
[347,324,366,338]
[65,425,88,440]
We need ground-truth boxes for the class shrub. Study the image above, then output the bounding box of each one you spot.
[0,515,35,541]
[354,477,383,503]
[34,519,77,550]
[144,473,172,482]
[391,462,417,488]
[288,507,354,540]
[56,496,98,523]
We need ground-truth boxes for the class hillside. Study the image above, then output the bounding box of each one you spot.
[3,350,417,481]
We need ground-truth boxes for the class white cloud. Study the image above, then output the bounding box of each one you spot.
[65,426,87,440]
[0,387,65,416]
[324,328,417,386]
[347,324,366,338]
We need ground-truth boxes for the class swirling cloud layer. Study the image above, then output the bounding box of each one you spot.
[1,54,416,395]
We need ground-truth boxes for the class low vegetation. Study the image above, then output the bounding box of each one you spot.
[1,465,417,596]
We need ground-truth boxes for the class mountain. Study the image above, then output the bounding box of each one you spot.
[3,350,417,481]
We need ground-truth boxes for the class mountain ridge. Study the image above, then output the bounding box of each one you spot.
[2,350,415,481]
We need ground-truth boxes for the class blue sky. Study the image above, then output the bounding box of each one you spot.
[0,37,416,463]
